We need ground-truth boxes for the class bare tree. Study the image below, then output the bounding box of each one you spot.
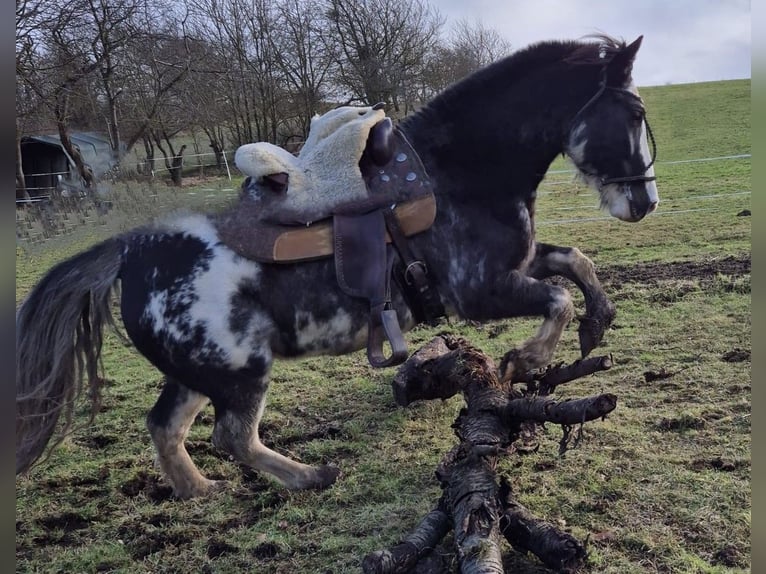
[324,0,444,111]
[420,19,513,97]
[450,18,513,73]
[188,0,286,147]
[271,0,338,141]
[16,0,106,193]
[174,37,231,169]
[84,0,145,162]
[15,0,45,199]
[15,0,170,191]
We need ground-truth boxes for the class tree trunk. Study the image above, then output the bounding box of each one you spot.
[365,335,616,573]
[170,144,186,186]
[142,135,156,175]
[16,124,29,200]
[55,92,95,193]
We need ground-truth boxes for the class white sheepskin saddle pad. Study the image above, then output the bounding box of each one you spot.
[234,105,386,224]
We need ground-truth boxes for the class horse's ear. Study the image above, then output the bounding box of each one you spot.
[606,35,643,87]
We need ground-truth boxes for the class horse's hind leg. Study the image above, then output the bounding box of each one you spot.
[147,379,220,499]
[527,243,616,357]
[212,381,340,491]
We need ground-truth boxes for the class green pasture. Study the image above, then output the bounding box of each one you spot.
[16,79,750,573]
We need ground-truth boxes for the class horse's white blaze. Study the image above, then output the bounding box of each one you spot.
[629,83,659,209]
[638,121,659,207]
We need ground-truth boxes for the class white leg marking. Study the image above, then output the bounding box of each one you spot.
[149,390,219,499]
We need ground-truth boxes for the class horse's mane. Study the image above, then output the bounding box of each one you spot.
[404,34,626,128]
[461,33,626,86]
[564,34,628,65]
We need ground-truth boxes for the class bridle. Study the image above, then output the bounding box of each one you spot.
[568,69,657,188]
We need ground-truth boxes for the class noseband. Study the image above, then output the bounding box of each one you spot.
[569,70,657,187]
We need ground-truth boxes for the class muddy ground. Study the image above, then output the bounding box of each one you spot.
[16,253,751,572]
[596,253,750,287]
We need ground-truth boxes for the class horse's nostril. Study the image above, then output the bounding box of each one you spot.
[648,200,658,213]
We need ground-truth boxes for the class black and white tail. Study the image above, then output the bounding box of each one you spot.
[16,237,125,474]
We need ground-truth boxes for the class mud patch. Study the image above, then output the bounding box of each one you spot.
[229,469,287,513]
[33,512,92,547]
[207,537,240,558]
[76,433,118,450]
[37,512,91,531]
[127,531,192,560]
[116,519,198,560]
[721,348,750,363]
[120,470,174,502]
[656,415,705,432]
[598,254,750,287]
[643,368,677,383]
[712,545,745,567]
[186,440,221,458]
[251,541,281,559]
[533,460,556,471]
[40,465,110,490]
[690,457,747,472]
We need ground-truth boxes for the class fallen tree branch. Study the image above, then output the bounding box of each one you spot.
[515,355,613,395]
[391,335,469,406]
[362,499,451,574]
[497,476,587,573]
[367,334,617,572]
[502,394,617,425]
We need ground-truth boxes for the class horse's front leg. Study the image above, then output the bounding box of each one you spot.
[526,243,616,357]
[473,271,574,383]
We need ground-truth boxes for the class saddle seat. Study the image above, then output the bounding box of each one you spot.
[215,105,442,368]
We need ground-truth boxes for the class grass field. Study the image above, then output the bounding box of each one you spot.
[15,79,750,573]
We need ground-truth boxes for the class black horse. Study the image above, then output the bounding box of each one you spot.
[17,35,658,498]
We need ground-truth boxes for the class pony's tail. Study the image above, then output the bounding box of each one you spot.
[16,237,125,475]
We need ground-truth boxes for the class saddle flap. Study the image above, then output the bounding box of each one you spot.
[333,211,387,300]
[333,211,409,368]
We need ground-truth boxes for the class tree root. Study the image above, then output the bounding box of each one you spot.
[365,334,615,573]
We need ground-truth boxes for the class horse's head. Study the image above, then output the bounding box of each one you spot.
[565,36,659,222]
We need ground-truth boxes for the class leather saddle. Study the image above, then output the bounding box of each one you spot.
[216,119,442,368]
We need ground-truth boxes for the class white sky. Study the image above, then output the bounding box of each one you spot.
[436,0,751,86]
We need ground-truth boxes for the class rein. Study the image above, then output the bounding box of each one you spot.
[569,69,657,187]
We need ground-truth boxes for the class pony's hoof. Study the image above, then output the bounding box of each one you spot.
[498,347,548,382]
[312,464,341,489]
[173,478,227,500]
[577,318,601,357]
[578,307,616,357]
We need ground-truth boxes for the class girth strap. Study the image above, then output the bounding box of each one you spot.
[333,210,408,367]
[383,208,446,326]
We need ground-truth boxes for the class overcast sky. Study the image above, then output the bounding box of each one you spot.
[436,0,751,86]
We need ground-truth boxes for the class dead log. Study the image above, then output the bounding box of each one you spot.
[497,477,587,573]
[365,334,615,573]
[511,355,614,396]
[502,394,617,425]
[362,499,451,574]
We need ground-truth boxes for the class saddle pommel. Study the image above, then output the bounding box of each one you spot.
[366,118,394,166]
